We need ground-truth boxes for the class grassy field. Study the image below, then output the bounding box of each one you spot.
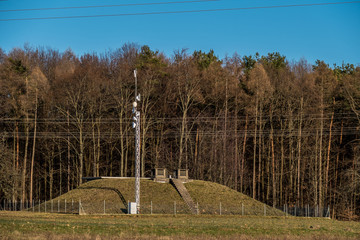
[0,211,359,239]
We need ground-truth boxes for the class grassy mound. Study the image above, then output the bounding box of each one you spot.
[186,180,284,216]
[40,179,283,216]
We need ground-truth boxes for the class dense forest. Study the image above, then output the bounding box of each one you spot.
[0,44,359,219]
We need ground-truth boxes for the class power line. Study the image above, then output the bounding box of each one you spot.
[0,114,358,123]
[0,0,219,13]
[1,1,359,21]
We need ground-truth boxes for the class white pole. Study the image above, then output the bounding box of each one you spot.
[220,202,222,215]
[242,203,244,216]
[133,69,141,214]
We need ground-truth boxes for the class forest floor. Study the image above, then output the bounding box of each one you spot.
[0,211,359,240]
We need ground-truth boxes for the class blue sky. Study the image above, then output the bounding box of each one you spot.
[0,0,359,66]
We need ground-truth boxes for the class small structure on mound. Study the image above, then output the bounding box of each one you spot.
[152,168,191,183]
[174,169,190,182]
[152,168,169,183]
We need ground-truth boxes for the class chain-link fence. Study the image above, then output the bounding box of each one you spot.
[0,199,330,217]
[277,204,331,218]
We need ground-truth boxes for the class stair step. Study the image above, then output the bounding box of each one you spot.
[170,179,198,214]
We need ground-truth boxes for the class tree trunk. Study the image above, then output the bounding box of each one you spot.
[30,91,38,205]
[240,115,248,193]
[270,107,276,207]
[332,121,343,218]
[253,97,258,199]
[22,123,29,206]
[280,121,285,205]
[297,97,303,204]
[79,125,84,185]
[325,99,334,204]
[258,103,262,200]
[67,111,71,192]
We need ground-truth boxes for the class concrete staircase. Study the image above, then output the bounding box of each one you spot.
[170,179,198,214]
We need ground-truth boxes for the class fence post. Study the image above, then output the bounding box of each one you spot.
[103,200,106,215]
[174,201,176,216]
[65,199,67,213]
[197,202,199,215]
[150,201,152,215]
[58,200,60,213]
[264,204,266,216]
[45,200,46,213]
[51,200,53,212]
[242,203,244,216]
[72,199,74,213]
[220,202,222,215]
[79,199,81,214]
[38,200,40,212]
[294,205,297,217]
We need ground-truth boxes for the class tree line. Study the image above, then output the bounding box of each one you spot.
[0,44,359,219]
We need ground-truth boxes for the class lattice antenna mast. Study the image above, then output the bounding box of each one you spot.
[132,69,141,214]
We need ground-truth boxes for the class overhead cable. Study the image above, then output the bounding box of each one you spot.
[0,0,219,13]
[1,1,359,21]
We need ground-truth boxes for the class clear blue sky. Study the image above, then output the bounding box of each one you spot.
[0,0,359,66]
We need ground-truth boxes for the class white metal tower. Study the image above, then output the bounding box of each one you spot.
[132,69,141,214]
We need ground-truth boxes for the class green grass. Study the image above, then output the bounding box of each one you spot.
[0,211,359,239]
[41,179,284,216]
[186,180,284,216]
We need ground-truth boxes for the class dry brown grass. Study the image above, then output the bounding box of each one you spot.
[0,211,359,240]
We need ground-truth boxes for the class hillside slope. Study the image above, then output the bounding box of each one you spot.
[46,179,284,216]
[185,180,283,216]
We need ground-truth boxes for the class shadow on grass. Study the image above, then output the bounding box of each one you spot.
[78,187,128,213]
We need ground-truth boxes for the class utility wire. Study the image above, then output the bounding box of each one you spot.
[0,1,359,21]
[0,0,219,12]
